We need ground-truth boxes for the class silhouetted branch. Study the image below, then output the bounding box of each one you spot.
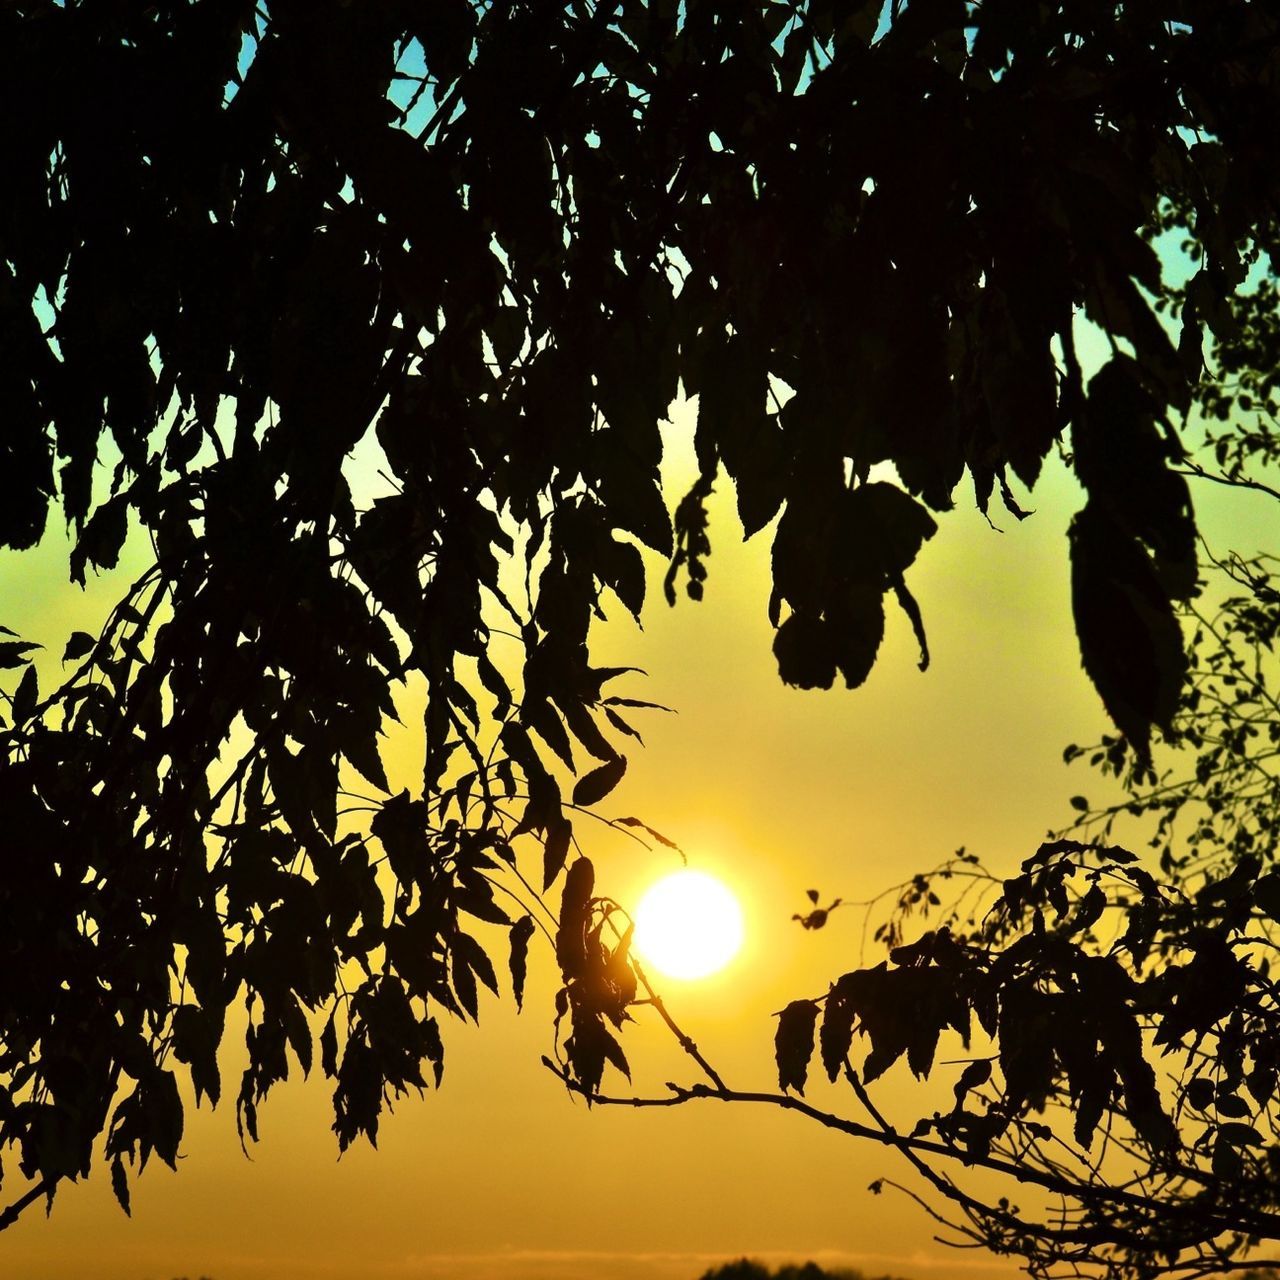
[0,1180,51,1231]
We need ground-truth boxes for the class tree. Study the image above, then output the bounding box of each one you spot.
[1,0,1278,1250]
[698,1261,879,1280]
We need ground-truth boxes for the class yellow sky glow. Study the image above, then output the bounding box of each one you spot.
[633,869,745,981]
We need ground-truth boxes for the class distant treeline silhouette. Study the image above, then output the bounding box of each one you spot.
[698,1261,907,1280]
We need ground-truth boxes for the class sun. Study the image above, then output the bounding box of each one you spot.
[632,869,744,980]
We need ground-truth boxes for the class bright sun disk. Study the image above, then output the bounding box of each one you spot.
[632,869,744,980]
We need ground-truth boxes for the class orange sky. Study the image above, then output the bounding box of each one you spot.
[4,389,1277,1280]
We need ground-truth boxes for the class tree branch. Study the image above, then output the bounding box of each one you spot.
[0,1180,51,1232]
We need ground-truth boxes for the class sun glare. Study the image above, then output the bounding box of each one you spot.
[632,869,744,980]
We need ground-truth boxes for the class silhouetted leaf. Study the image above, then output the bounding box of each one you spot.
[832,591,886,691]
[773,612,837,690]
[509,916,536,1012]
[820,979,857,1082]
[62,631,95,663]
[70,495,129,585]
[1255,872,1280,924]
[111,1155,130,1217]
[572,756,627,808]
[953,1058,992,1106]
[542,817,573,890]
[11,663,37,725]
[556,857,595,981]
[1070,502,1187,755]
[775,999,819,1094]
[614,816,682,852]
[320,1013,338,1079]
[1072,884,1106,934]
[146,1070,183,1169]
[0,641,39,668]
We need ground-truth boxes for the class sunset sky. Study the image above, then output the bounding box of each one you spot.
[4,351,1278,1280]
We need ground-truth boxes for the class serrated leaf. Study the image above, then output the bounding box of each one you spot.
[1073,884,1106,933]
[773,612,836,689]
[321,1012,338,1078]
[342,729,390,793]
[147,1069,184,1169]
[509,916,536,1011]
[451,945,479,1019]
[62,631,96,663]
[556,857,595,980]
[571,756,626,807]
[542,817,572,890]
[111,1155,131,1216]
[0,641,39,669]
[775,999,819,1094]
[12,663,38,724]
[614,816,682,852]
[820,981,857,1082]
[454,930,499,996]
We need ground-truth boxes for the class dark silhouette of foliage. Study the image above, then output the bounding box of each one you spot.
[3,0,1280,1262]
[698,1261,882,1280]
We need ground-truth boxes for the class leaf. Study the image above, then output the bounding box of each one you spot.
[1246,1066,1277,1109]
[831,590,886,690]
[571,756,627,807]
[953,1058,992,1106]
[556,857,595,980]
[542,816,573,890]
[1186,1077,1215,1111]
[613,816,682,853]
[854,482,939,577]
[342,726,390,793]
[603,707,643,743]
[1072,884,1106,934]
[0,640,39,668]
[283,998,312,1078]
[1073,1062,1113,1149]
[820,980,857,1082]
[111,1155,131,1217]
[1218,1121,1263,1148]
[773,611,836,690]
[12,662,38,724]
[775,999,819,1094]
[604,538,645,618]
[509,916,536,1011]
[147,1069,184,1169]
[170,1004,222,1107]
[62,631,96,663]
[451,945,479,1019]
[1070,501,1187,756]
[454,930,499,997]
[71,495,129,584]
[320,1012,338,1078]
[1254,872,1280,924]
[600,1023,631,1080]
[370,790,432,883]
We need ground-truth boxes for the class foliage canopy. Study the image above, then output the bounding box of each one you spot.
[3,0,1280,1270]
